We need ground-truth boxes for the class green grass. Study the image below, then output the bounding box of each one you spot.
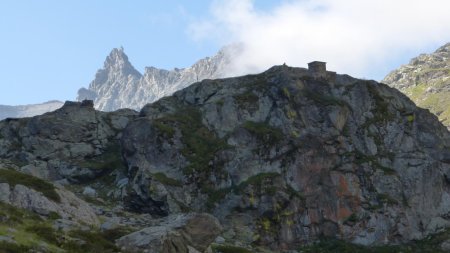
[0,202,131,253]
[152,172,182,187]
[377,193,398,205]
[303,89,347,107]
[242,121,283,146]
[0,169,60,202]
[237,172,280,191]
[211,244,254,253]
[205,187,233,210]
[0,241,33,253]
[154,107,229,174]
[152,120,176,138]
[299,232,450,253]
[25,224,59,245]
[234,91,259,109]
[77,141,125,171]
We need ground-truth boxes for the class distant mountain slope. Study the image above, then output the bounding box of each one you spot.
[77,46,239,111]
[383,42,450,126]
[0,100,63,120]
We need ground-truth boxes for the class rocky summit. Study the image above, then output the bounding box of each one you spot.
[2,64,450,252]
[77,46,238,112]
[383,42,450,127]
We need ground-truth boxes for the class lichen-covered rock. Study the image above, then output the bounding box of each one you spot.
[121,65,450,250]
[116,213,222,253]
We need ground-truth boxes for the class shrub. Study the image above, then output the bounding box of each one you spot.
[242,121,283,145]
[152,172,182,187]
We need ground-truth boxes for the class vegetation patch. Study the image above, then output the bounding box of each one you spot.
[363,84,395,127]
[234,91,259,107]
[206,173,282,210]
[155,107,229,174]
[0,169,60,202]
[0,241,33,253]
[243,121,283,146]
[212,244,254,253]
[205,187,234,210]
[152,172,182,187]
[152,120,176,138]
[299,230,450,253]
[77,141,125,171]
[354,152,396,175]
[377,193,398,205]
[304,89,347,107]
[0,202,131,253]
[237,172,280,192]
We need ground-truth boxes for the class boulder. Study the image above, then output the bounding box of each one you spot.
[117,213,222,253]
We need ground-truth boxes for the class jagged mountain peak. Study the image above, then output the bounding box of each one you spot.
[77,45,237,111]
[102,47,142,76]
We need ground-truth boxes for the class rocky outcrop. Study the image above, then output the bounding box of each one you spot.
[0,100,137,183]
[0,182,98,225]
[116,213,222,253]
[2,64,450,252]
[0,100,63,120]
[77,46,238,111]
[382,42,450,126]
[121,64,450,250]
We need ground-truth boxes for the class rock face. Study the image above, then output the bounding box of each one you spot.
[121,64,450,249]
[0,100,64,120]
[0,100,137,183]
[77,46,238,112]
[383,42,450,126]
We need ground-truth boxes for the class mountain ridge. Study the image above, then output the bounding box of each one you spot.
[0,100,64,120]
[77,45,239,111]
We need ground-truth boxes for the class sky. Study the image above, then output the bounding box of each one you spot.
[0,0,449,105]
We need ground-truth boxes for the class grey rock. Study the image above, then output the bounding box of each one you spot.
[1,183,99,225]
[120,64,450,250]
[0,183,10,204]
[441,239,450,251]
[0,235,15,244]
[116,213,222,253]
[82,186,97,198]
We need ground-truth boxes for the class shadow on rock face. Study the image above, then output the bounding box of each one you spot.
[124,191,169,216]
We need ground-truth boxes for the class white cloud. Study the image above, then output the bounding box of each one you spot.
[188,0,450,79]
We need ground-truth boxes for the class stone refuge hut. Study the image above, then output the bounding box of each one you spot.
[308,61,337,84]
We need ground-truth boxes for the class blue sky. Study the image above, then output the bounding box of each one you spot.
[1,0,449,105]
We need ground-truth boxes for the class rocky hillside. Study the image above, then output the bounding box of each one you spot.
[0,100,63,120]
[2,65,450,252]
[77,46,238,112]
[383,42,450,126]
